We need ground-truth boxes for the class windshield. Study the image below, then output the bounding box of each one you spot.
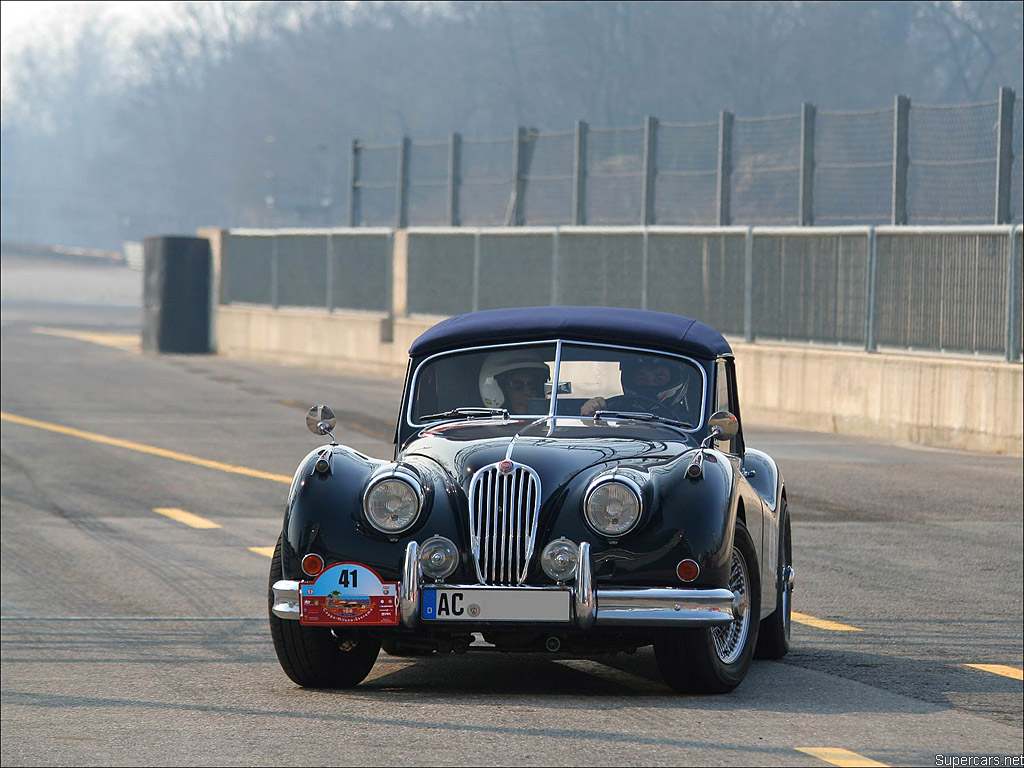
[409,341,705,429]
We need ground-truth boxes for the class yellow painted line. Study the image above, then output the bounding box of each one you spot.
[0,412,292,484]
[791,610,864,632]
[32,326,140,352]
[153,507,221,529]
[796,747,888,767]
[248,546,275,558]
[964,663,1024,681]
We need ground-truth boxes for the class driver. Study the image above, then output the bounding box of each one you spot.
[580,354,698,423]
[479,349,551,415]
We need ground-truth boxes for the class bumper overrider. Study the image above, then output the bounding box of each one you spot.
[272,541,742,628]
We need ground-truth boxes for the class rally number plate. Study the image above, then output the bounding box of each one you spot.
[300,563,399,626]
[421,587,571,622]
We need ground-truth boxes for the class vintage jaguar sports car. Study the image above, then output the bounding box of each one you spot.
[269,306,793,693]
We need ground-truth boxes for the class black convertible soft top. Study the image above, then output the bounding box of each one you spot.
[409,306,732,359]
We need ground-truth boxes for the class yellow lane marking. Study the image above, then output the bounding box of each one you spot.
[791,611,864,632]
[32,326,140,352]
[248,546,275,558]
[964,663,1024,681]
[796,747,888,767]
[0,412,292,484]
[153,507,221,529]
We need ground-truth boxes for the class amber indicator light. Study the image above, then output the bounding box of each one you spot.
[301,553,325,577]
[676,559,699,582]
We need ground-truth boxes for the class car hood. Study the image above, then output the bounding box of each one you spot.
[402,419,692,496]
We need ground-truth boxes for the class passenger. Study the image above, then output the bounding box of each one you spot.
[479,350,551,415]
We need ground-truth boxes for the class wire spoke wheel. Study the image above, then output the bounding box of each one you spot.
[711,546,750,664]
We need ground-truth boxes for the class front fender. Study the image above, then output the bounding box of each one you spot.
[281,446,470,585]
[538,449,737,590]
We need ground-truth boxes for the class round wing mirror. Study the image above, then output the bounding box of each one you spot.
[306,405,337,436]
[708,410,739,441]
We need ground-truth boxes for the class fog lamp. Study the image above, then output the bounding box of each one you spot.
[418,536,459,580]
[541,538,579,582]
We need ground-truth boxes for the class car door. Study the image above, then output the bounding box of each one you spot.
[714,357,773,615]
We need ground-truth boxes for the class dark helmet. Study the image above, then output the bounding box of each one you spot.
[620,354,689,404]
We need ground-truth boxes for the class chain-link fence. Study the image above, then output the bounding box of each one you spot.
[349,88,1021,230]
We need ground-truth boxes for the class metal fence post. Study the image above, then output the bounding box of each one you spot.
[551,228,560,304]
[744,227,754,342]
[995,87,1016,225]
[270,235,279,310]
[892,96,910,225]
[448,132,462,227]
[509,126,526,226]
[573,120,588,225]
[326,233,334,311]
[864,227,878,351]
[717,110,734,226]
[472,230,481,312]
[348,139,360,226]
[641,115,659,225]
[1007,227,1021,362]
[799,103,816,226]
[395,137,410,229]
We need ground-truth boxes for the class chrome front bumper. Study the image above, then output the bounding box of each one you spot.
[271,541,740,628]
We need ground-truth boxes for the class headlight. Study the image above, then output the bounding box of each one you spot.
[419,536,459,580]
[584,477,642,536]
[363,472,422,534]
[541,538,579,582]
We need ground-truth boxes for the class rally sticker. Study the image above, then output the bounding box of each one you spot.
[299,562,399,626]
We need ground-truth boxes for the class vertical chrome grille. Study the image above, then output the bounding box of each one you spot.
[468,461,541,585]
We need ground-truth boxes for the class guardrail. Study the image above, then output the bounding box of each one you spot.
[218,225,1022,362]
[0,240,126,265]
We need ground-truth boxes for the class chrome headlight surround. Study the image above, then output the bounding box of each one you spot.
[362,466,424,535]
[583,472,644,538]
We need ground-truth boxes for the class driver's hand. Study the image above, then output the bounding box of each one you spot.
[580,397,607,417]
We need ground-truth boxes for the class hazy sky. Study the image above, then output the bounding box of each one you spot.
[1,1,171,97]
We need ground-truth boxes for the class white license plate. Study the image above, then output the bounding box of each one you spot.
[421,587,571,622]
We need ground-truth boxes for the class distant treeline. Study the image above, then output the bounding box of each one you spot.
[1,1,1021,249]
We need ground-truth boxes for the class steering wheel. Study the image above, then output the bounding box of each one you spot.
[603,394,679,420]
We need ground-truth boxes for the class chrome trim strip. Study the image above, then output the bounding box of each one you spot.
[593,587,737,627]
[271,579,301,620]
[400,541,420,627]
[546,339,563,437]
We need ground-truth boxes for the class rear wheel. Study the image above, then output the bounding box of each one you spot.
[654,521,760,694]
[268,536,380,688]
[755,500,792,659]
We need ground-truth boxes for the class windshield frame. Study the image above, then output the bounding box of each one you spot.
[405,339,708,435]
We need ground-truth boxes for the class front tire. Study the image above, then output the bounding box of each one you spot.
[755,500,792,660]
[268,535,380,688]
[654,521,760,694]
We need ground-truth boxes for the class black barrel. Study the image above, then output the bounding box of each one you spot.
[142,236,211,353]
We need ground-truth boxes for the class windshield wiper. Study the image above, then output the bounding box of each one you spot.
[592,410,695,433]
[421,407,509,423]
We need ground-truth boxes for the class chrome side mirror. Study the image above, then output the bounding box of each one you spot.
[708,410,739,441]
[306,405,337,437]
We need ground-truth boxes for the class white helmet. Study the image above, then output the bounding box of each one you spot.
[479,349,550,408]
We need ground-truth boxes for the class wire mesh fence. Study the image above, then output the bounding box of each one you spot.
[348,88,1021,229]
[907,102,999,224]
[222,225,1021,360]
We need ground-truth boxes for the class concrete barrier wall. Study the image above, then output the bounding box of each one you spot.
[214,303,1023,455]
